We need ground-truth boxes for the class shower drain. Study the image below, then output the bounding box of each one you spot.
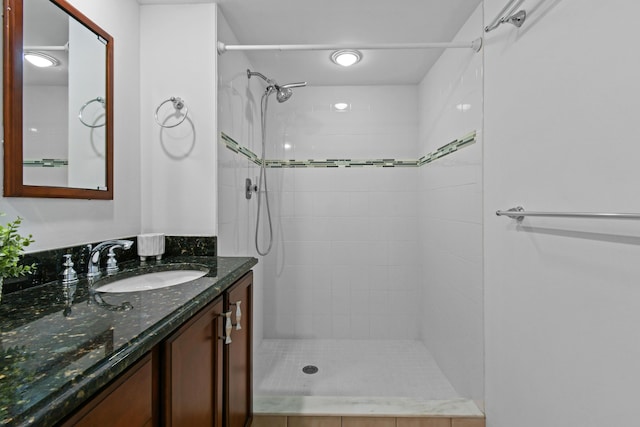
[302,365,319,374]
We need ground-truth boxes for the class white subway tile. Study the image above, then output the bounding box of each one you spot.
[293,315,315,337]
[349,315,371,339]
[332,314,351,339]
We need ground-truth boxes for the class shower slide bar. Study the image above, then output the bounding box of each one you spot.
[217,38,483,54]
[485,0,526,32]
[496,206,640,222]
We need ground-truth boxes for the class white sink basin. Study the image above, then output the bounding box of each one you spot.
[94,269,209,293]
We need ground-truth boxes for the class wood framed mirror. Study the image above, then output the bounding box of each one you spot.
[3,0,113,199]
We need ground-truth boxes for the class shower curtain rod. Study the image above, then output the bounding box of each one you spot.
[24,44,69,51]
[217,38,483,54]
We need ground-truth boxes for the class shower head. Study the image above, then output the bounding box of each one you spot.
[276,81,307,103]
[276,87,293,103]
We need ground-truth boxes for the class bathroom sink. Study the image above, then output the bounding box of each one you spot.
[94,268,209,293]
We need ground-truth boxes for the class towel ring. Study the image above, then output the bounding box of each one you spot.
[78,97,106,128]
[154,96,189,128]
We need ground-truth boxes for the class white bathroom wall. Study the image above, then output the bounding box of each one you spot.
[217,9,265,348]
[0,0,141,251]
[263,86,420,339]
[417,5,483,401]
[484,1,640,426]
[140,3,217,236]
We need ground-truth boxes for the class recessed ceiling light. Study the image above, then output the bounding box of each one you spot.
[333,102,349,111]
[24,51,59,68]
[330,50,362,67]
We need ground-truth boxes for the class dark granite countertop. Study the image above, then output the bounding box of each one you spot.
[0,255,257,426]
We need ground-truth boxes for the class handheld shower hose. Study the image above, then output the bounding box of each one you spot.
[248,70,306,256]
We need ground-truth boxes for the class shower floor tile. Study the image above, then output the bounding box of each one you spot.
[254,339,460,399]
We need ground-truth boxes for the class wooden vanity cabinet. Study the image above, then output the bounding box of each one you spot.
[224,272,253,427]
[163,270,253,427]
[60,271,253,427]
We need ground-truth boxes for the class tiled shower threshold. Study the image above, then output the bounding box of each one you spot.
[254,395,483,417]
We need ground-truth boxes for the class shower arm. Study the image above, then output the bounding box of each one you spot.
[247,70,308,94]
[247,69,277,87]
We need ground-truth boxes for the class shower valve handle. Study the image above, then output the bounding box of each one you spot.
[245,178,258,199]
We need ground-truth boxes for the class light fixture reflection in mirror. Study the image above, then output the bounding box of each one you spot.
[3,0,114,199]
[24,51,60,67]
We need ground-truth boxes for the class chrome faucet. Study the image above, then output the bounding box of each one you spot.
[86,240,133,279]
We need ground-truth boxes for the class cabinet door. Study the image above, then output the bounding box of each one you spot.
[164,298,224,427]
[61,352,155,427]
[225,272,253,427]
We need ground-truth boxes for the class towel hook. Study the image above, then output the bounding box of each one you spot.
[78,97,106,128]
[154,96,189,128]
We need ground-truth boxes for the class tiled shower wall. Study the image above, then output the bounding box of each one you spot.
[417,5,483,401]
[262,86,421,339]
[216,12,481,351]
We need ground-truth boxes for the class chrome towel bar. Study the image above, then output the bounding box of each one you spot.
[496,206,640,222]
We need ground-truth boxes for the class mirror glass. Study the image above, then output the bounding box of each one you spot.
[3,0,113,199]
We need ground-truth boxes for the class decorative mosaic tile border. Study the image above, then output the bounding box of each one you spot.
[23,158,69,168]
[220,130,476,168]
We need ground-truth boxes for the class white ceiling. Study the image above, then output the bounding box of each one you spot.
[214,0,483,86]
[139,0,483,86]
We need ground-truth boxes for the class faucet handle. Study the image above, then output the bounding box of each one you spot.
[61,254,79,284]
[106,247,121,275]
[87,240,134,279]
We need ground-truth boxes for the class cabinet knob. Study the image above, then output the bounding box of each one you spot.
[231,301,242,330]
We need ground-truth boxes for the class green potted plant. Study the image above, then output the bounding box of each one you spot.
[0,214,34,301]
